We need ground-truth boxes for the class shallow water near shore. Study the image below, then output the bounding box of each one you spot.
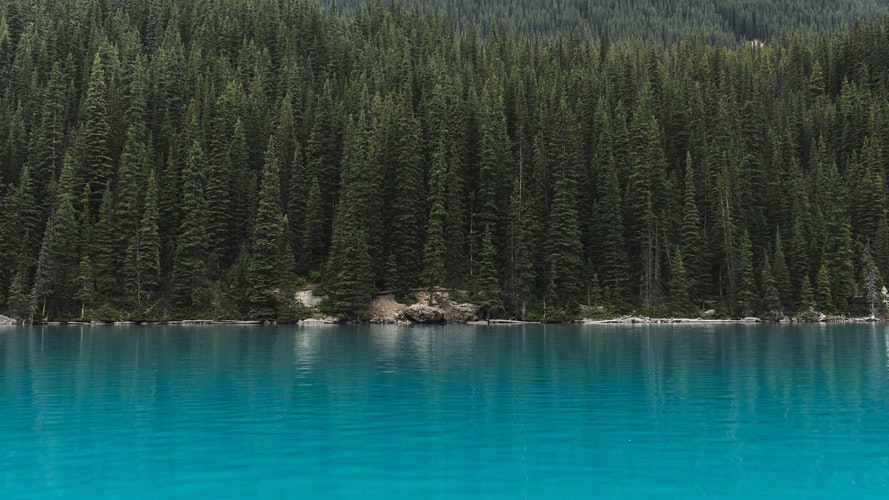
[2,323,889,498]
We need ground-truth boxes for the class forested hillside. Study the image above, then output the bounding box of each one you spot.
[328,0,889,44]
[3,0,889,321]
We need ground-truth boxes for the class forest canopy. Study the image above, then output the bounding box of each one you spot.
[326,0,889,45]
[2,0,889,321]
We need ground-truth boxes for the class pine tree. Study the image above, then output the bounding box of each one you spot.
[322,163,374,320]
[300,176,327,275]
[30,61,70,209]
[788,218,810,305]
[737,231,757,317]
[40,151,80,315]
[286,142,307,271]
[228,118,253,253]
[816,262,834,312]
[772,230,791,308]
[680,152,704,298]
[475,73,512,250]
[507,174,540,319]
[304,84,343,268]
[81,52,115,216]
[596,155,629,305]
[476,225,502,319]
[544,99,583,308]
[826,217,856,312]
[860,244,882,316]
[129,168,161,307]
[74,254,96,319]
[93,183,122,297]
[800,274,815,311]
[668,247,692,315]
[117,124,151,301]
[205,140,234,276]
[171,140,209,309]
[384,90,426,291]
[760,253,782,317]
[247,137,285,320]
[627,106,667,308]
[421,135,450,293]
[0,165,40,314]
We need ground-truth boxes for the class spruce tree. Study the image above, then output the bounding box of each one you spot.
[596,155,629,305]
[81,52,114,216]
[301,176,327,275]
[860,244,882,316]
[247,138,285,320]
[816,262,834,312]
[788,218,810,305]
[507,175,540,319]
[322,165,374,321]
[171,140,209,309]
[680,152,704,299]
[421,135,450,293]
[384,90,426,291]
[476,225,502,319]
[129,168,161,307]
[627,107,667,308]
[475,73,512,250]
[760,253,781,318]
[228,118,253,252]
[544,99,583,308]
[800,275,815,311]
[737,231,757,317]
[40,151,80,315]
[772,230,791,308]
[93,183,122,297]
[668,247,693,315]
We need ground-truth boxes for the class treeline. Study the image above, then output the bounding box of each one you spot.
[327,0,889,45]
[2,0,889,321]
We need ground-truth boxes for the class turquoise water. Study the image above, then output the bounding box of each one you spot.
[2,323,889,498]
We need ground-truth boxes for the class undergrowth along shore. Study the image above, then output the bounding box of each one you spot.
[2,287,884,326]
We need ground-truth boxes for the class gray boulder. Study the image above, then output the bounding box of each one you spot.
[402,304,444,324]
[440,301,480,323]
[0,314,19,326]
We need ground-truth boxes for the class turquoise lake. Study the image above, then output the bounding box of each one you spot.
[2,323,888,498]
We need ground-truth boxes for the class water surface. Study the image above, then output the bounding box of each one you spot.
[2,323,888,498]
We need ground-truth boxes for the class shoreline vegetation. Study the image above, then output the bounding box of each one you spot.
[6,2,889,325]
[1,287,883,327]
[2,315,883,327]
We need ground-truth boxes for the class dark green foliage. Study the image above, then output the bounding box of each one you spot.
[300,176,327,275]
[772,231,791,308]
[246,138,285,320]
[816,262,834,311]
[4,1,889,321]
[860,244,882,315]
[384,91,426,291]
[421,136,450,291]
[543,99,583,309]
[737,231,757,317]
[171,140,209,309]
[668,248,692,315]
[327,0,889,45]
[322,161,374,320]
[760,253,782,318]
[476,225,502,318]
[81,52,114,217]
[596,156,629,306]
[132,168,161,306]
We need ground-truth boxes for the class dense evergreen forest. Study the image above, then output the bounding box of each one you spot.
[3,0,889,321]
[328,0,889,45]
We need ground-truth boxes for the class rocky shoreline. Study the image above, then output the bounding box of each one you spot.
[1,291,884,326]
[580,314,882,324]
